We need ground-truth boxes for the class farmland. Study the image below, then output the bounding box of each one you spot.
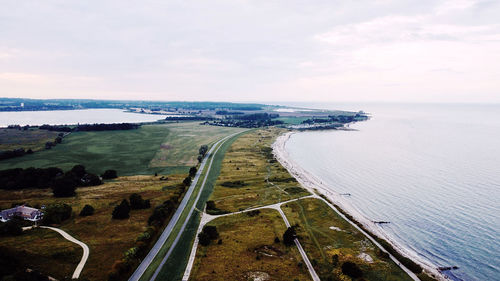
[0,122,244,175]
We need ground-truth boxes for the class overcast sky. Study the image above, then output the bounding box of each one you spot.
[1,0,499,103]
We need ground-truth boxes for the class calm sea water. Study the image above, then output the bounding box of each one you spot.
[0,109,163,127]
[284,103,500,281]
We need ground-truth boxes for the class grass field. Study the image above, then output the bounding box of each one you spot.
[189,209,313,281]
[0,122,244,175]
[0,228,81,280]
[150,130,251,281]
[208,128,310,212]
[0,128,60,152]
[281,198,413,281]
[0,174,187,281]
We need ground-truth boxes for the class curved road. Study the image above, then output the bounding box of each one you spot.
[129,131,245,281]
[40,226,89,279]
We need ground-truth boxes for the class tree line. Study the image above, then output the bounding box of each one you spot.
[39,123,139,132]
[0,165,118,197]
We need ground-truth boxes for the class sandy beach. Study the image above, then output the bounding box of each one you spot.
[272,131,446,280]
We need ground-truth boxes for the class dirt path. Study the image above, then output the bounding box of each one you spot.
[40,226,89,279]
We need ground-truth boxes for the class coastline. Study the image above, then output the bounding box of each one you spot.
[272,131,446,281]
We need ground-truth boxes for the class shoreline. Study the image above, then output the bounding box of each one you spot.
[272,131,446,281]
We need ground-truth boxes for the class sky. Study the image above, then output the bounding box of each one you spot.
[1,0,499,103]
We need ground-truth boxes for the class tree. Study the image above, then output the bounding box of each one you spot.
[43,204,72,224]
[283,226,296,246]
[189,167,197,178]
[199,145,208,157]
[332,254,339,267]
[81,173,102,187]
[129,193,151,210]
[206,200,216,210]
[71,165,86,178]
[0,217,23,236]
[79,204,95,216]
[112,199,130,219]
[341,262,363,278]
[52,175,77,197]
[198,232,211,246]
[102,169,118,179]
[202,225,219,240]
[183,176,192,186]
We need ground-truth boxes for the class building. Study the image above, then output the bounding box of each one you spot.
[0,205,43,222]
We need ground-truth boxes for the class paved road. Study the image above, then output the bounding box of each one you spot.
[129,131,244,281]
[40,226,89,279]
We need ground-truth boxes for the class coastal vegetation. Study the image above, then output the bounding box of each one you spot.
[189,209,312,281]
[282,198,413,281]
[208,128,310,212]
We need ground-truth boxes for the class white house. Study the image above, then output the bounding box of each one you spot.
[0,205,43,222]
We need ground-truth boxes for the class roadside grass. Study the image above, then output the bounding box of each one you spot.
[151,130,250,281]
[0,127,60,152]
[0,175,187,281]
[0,228,81,280]
[281,198,413,281]
[0,122,243,176]
[209,128,310,212]
[189,209,313,281]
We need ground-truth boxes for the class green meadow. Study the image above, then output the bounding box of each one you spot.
[0,122,244,176]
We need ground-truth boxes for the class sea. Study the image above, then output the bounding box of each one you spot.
[283,103,500,281]
[0,109,164,127]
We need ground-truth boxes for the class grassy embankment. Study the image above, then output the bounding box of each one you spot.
[0,128,60,152]
[282,198,413,281]
[0,122,244,280]
[0,122,243,175]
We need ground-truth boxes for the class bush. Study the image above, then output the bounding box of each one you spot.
[341,262,363,278]
[189,167,197,178]
[183,176,192,186]
[112,199,130,219]
[283,226,297,246]
[148,199,175,225]
[0,217,23,236]
[43,203,72,224]
[79,204,95,216]
[51,175,78,197]
[129,193,151,210]
[102,169,118,179]
[202,225,219,240]
[198,232,211,246]
[80,173,102,187]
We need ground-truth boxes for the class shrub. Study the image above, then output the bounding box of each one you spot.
[341,262,363,278]
[43,203,72,224]
[283,226,296,246]
[52,175,78,197]
[189,167,197,178]
[0,217,23,236]
[129,193,151,210]
[202,225,219,240]
[112,199,130,219]
[102,169,118,179]
[183,176,192,186]
[79,204,95,216]
[206,200,216,210]
[198,232,211,246]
